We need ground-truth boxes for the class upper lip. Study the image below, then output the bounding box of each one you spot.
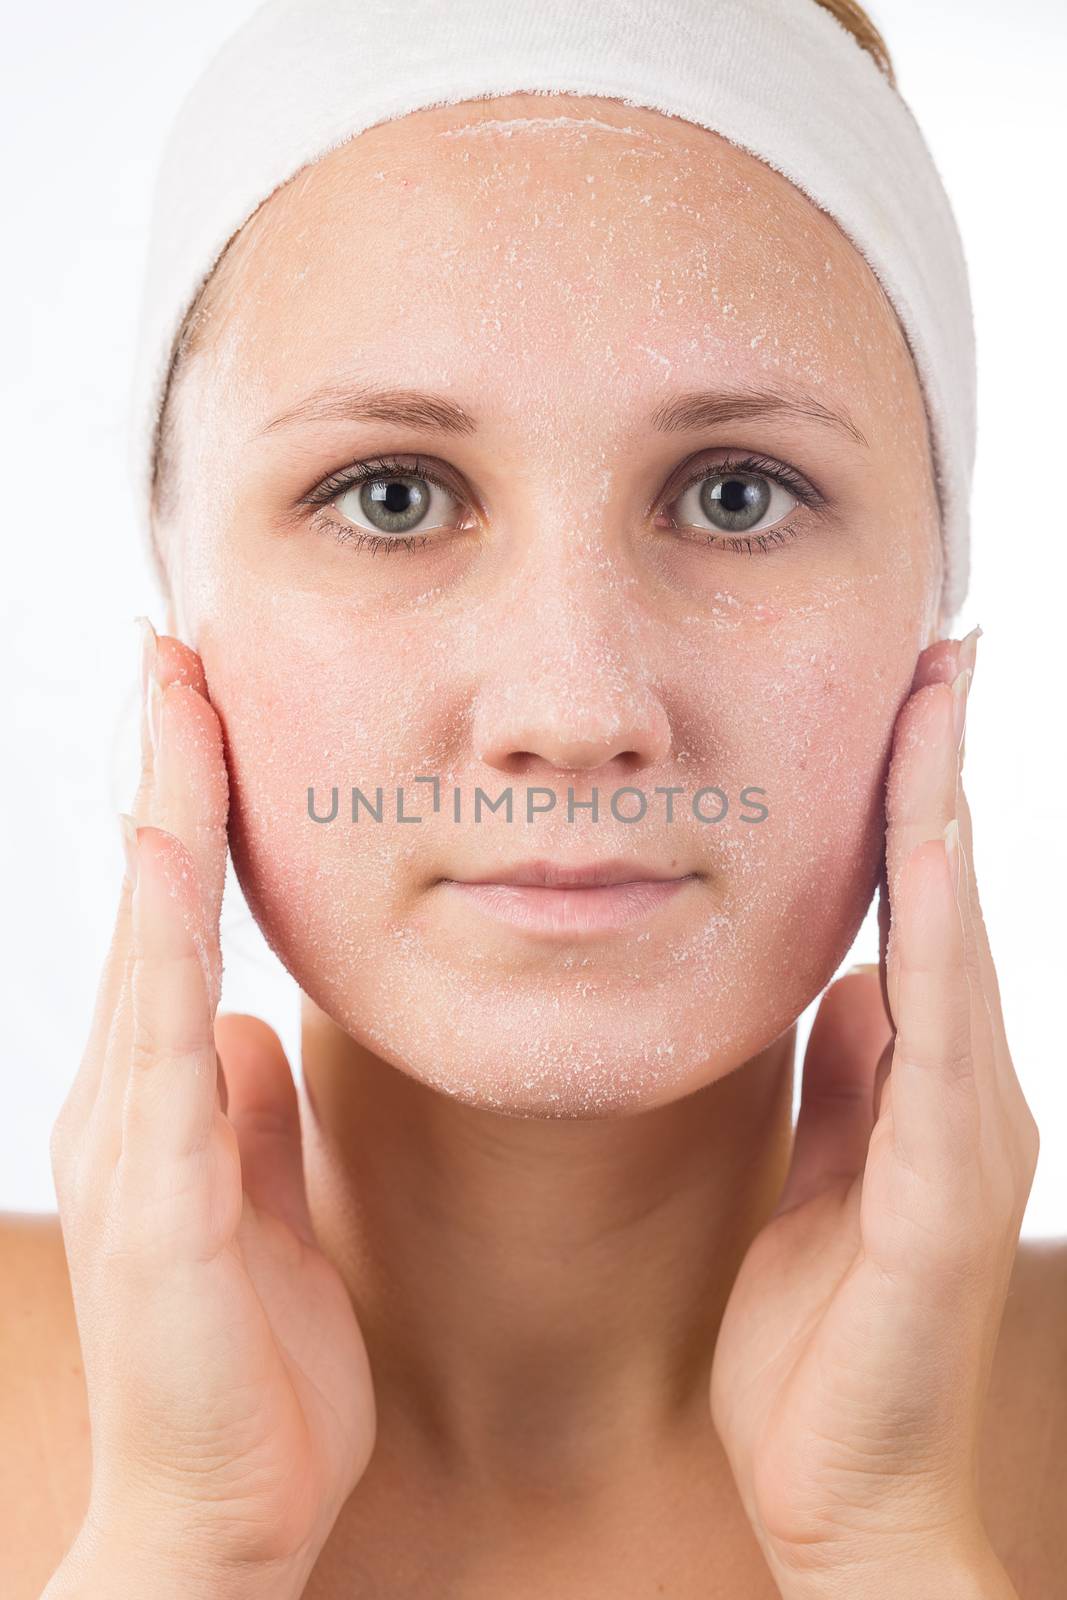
[447,858,694,889]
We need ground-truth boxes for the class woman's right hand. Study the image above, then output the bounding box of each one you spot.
[44,620,376,1600]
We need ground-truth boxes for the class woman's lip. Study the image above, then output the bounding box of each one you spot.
[441,876,697,936]
[448,857,691,889]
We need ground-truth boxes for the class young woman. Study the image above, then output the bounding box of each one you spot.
[4,2,1063,1597]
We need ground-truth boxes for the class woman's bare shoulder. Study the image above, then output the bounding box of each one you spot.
[0,1212,90,1599]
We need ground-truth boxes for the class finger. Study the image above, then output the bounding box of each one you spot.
[772,969,894,1217]
[953,777,1008,1076]
[953,754,1037,1175]
[883,629,1008,1187]
[59,818,139,1143]
[90,636,228,1161]
[215,1013,315,1246]
[63,618,176,1129]
[908,634,960,695]
[151,681,229,970]
[949,630,1026,1126]
[883,831,977,1236]
[924,632,1037,1256]
[922,634,1006,1151]
[883,674,964,1025]
[135,621,227,948]
[120,824,228,1180]
[130,619,210,817]
[872,630,956,1044]
[158,629,210,696]
[80,624,215,1111]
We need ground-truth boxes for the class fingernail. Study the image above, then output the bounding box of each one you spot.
[958,622,982,679]
[951,667,971,754]
[118,811,139,888]
[943,816,961,898]
[844,961,880,978]
[148,674,164,754]
[135,614,163,754]
[135,615,158,702]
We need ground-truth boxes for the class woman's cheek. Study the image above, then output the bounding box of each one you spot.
[729,625,912,998]
[195,607,441,975]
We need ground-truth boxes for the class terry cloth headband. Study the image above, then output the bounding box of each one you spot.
[128,0,977,617]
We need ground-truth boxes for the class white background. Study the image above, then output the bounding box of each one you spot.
[2,2,1064,1230]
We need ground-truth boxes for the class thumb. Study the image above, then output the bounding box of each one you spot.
[773,967,894,1219]
[214,1012,315,1245]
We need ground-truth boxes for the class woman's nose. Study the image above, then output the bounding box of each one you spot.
[469,567,673,778]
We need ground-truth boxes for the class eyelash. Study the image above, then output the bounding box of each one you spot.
[298,450,825,558]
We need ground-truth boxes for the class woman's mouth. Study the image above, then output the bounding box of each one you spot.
[439,858,698,936]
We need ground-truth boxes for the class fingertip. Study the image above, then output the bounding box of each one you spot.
[821,963,893,1044]
[909,636,959,694]
[156,632,209,697]
[214,1012,289,1067]
[216,1014,298,1114]
[215,1010,278,1040]
[156,681,230,833]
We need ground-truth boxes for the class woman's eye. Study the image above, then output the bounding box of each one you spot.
[332,468,462,538]
[666,467,800,537]
[305,452,818,557]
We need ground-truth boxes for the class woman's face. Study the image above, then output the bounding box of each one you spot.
[162,91,942,1117]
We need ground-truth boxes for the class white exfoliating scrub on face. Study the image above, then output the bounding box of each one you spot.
[166,97,941,1116]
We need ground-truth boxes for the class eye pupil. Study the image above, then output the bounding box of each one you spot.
[375,479,415,512]
[360,474,430,532]
[700,471,771,533]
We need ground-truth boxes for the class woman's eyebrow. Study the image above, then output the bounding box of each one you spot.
[255,383,868,447]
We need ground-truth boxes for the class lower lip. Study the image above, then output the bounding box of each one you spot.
[442,877,696,935]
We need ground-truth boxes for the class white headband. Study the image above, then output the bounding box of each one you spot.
[129,0,976,617]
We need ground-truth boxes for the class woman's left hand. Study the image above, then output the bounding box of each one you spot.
[710,627,1039,1600]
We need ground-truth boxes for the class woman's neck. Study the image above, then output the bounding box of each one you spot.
[298,993,796,1491]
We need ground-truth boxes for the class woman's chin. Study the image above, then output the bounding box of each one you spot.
[296,949,816,1119]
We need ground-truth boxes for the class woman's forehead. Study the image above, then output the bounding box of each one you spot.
[189,90,914,445]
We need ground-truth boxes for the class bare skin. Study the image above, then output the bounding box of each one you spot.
[3,1217,1065,1597]
[4,93,1064,1598]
